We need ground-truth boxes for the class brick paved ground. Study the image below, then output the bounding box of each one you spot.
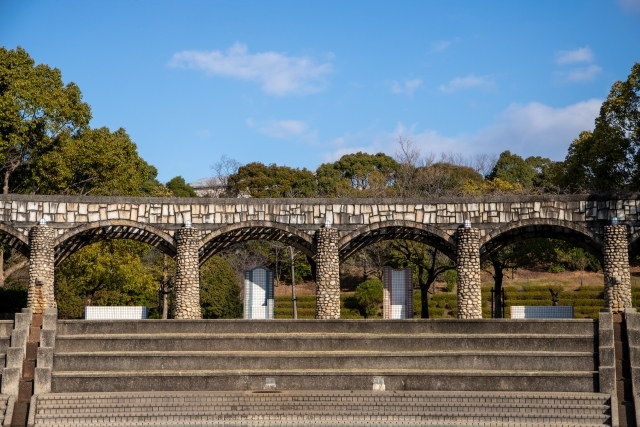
[30,390,611,427]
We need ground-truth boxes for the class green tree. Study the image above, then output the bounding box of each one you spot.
[14,127,168,196]
[56,240,159,319]
[487,151,535,187]
[354,279,383,318]
[166,176,197,197]
[200,256,242,319]
[227,162,317,198]
[0,47,91,194]
[316,152,399,197]
[560,62,640,191]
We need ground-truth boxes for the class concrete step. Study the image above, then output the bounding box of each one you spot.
[55,319,598,336]
[0,394,8,426]
[0,336,10,353]
[52,350,597,371]
[54,333,597,353]
[32,391,612,427]
[50,368,598,393]
[0,321,13,336]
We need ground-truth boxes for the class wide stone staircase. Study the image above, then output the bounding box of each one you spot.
[30,318,612,426]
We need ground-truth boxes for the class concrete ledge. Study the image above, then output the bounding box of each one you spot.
[26,394,36,427]
[4,348,23,369]
[2,394,15,427]
[10,330,27,355]
[42,315,57,331]
[0,368,20,396]
[34,368,51,395]
[40,330,55,348]
[50,370,598,393]
[13,314,30,331]
[625,310,640,427]
[36,348,53,369]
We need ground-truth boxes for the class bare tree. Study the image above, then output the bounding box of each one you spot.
[209,155,242,197]
[219,242,270,285]
[0,248,28,288]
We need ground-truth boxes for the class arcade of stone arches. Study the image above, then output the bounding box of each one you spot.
[1,208,633,320]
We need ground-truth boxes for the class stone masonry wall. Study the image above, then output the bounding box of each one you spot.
[603,225,632,313]
[174,227,202,319]
[1,195,639,244]
[27,225,56,314]
[456,227,482,319]
[315,226,340,319]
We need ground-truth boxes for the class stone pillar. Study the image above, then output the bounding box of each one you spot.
[174,225,201,319]
[315,226,340,319]
[456,227,482,319]
[27,224,55,314]
[603,225,632,313]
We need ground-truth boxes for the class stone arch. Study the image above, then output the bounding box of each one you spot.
[199,221,315,266]
[54,220,176,266]
[339,220,457,263]
[628,229,640,261]
[480,218,604,263]
[0,222,30,257]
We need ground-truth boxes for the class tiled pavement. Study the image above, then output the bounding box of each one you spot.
[30,390,612,427]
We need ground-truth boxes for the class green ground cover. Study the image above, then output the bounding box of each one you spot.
[274,284,640,319]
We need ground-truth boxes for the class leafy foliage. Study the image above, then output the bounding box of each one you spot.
[228,162,317,197]
[560,62,640,191]
[14,127,167,196]
[56,241,160,319]
[200,256,242,319]
[0,47,92,194]
[354,279,383,318]
[166,176,197,197]
[316,152,398,197]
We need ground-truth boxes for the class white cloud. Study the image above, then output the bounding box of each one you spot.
[168,42,333,96]
[391,78,423,96]
[196,129,211,138]
[321,99,601,162]
[247,118,317,141]
[430,40,452,52]
[562,64,603,82]
[555,46,594,65]
[438,74,494,93]
[618,0,640,14]
[472,99,601,158]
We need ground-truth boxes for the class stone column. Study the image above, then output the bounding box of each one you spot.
[27,224,56,314]
[174,225,202,319]
[315,226,340,319]
[456,227,482,319]
[603,225,632,313]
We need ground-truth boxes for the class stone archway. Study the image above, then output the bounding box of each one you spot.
[480,218,604,263]
[199,221,315,265]
[339,220,457,263]
[54,220,176,266]
[0,223,30,258]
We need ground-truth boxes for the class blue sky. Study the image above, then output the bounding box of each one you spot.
[2,0,640,184]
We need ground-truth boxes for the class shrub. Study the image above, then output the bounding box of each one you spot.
[444,270,456,292]
[355,279,383,318]
[548,265,565,273]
